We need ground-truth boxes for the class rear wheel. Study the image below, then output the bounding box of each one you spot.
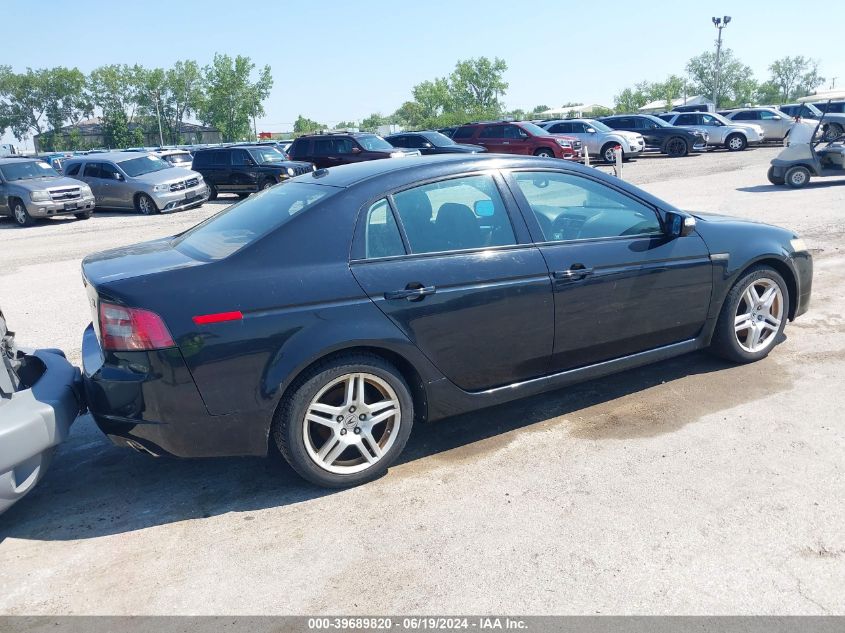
[135,193,159,215]
[767,166,785,185]
[533,148,555,158]
[785,165,811,188]
[726,133,747,151]
[665,136,689,157]
[207,184,218,201]
[11,199,35,227]
[823,123,843,142]
[274,354,414,487]
[710,266,788,363]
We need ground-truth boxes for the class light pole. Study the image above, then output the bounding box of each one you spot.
[711,15,731,108]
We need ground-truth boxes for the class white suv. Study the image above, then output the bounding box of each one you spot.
[540,119,645,162]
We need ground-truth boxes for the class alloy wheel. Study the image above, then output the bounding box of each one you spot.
[13,203,28,225]
[139,195,154,215]
[666,138,687,157]
[728,136,744,150]
[302,373,401,474]
[733,277,783,353]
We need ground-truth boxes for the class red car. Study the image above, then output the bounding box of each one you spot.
[451,121,582,160]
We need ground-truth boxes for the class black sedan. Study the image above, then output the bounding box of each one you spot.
[385,130,486,154]
[598,114,709,157]
[80,154,812,487]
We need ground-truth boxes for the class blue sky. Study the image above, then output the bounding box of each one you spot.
[3,0,844,147]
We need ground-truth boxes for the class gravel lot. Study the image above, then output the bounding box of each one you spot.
[1,147,843,615]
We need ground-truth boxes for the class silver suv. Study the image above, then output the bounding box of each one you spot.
[63,152,208,215]
[539,118,645,162]
[0,157,95,227]
[657,111,764,151]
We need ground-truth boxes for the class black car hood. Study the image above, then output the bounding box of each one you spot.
[690,211,765,224]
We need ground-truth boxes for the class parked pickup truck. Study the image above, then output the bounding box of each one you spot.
[1,307,84,514]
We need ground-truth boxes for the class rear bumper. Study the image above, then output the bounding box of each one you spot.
[0,349,83,514]
[81,324,268,458]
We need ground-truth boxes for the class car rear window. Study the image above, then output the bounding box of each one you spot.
[174,182,337,261]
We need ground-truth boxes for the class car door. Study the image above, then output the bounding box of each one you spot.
[758,110,789,139]
[0,171,9,216]
[405,135,435,155]
[311,138,338,169]
[633,117,666,149]
[231,149,257,192]
[477,125,508,153]
[102,161,134,208]
[80,162,111,208]
[349,172,555,391]
[506,169,713,371]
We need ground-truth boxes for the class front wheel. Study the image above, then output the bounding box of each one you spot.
[664,137,689,157]
[74,210,93,220]
[11,199,35,227]
[260,178,275,191]
[823,123,843,142]
[533,148,555,158]
[207,184,218,201]
[136,193,159,215]
[710,266,789,363]
[274,355,414,487]
[767,166,785,185]
[600,143,620,163]
[726,133,747,151]
[785,165,811,188]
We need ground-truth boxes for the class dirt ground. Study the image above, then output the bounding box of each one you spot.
[0,146,843,615]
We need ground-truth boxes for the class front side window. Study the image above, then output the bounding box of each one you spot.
[83,163,102,178]
[232,149,251,166]
[175,182,336,261]
[335,138,356,154]
[313,139,334,156]
[364,199,405,259]
[759,111,781,120]
[65,163,81,176]
[511,171,662,242]
[392,174,516,255]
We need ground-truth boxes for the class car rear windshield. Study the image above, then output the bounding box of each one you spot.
[119,155,171,176]
[249,147,285,163]
[173,182,336,261]
[357,134,393,151]
[167,153,192,164]
[0,160,59,181]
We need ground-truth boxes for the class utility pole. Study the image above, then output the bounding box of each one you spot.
[711,15,731,108]
[151,88,164,147]
[831,77,838,89]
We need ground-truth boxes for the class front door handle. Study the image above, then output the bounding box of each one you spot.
[552,266,594,282]
[384,285,436,301]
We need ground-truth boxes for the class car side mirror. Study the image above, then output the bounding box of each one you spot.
[772,116,781,121]
[113,172,124,181]
[474,200,495,217]
[666,211,696,238]
[351,147,362,154]
[423,142,433,148]
[586,128,596,133]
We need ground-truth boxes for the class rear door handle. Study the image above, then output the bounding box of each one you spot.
[384,285,436,301]
[552,267,594,282]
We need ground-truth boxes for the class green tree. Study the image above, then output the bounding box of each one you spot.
[293,115,323,134]
[449,57,508,114]
[164,60,203,143]
[199,54,272,142]
[613,87,649,113]
[88,64,147,147]
[686,48,755,108]
[361,112,390,132]
[766,56,824,102]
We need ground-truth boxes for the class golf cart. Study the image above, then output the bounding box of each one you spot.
[768,90,845,188]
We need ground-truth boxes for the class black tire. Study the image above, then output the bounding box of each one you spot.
[533,148,555,158]
[74,210,93,220]
[725,133,747,151]
[135,193,159,215]
[260,178,275,191]
[207,184,218,201]
[710,266,789,364]
[822,123,843,142]
[10,198,35,227]
[600,142,619,163]
[767,166,785,185]
[237,193,250,199]
[785,165,811,189]
[274,354,415,488]
[664,136,689,157]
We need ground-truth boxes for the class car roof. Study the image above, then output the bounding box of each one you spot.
[65,151,153,162]
[0,156,42,166]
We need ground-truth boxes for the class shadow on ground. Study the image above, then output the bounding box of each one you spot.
[0,349,784,542]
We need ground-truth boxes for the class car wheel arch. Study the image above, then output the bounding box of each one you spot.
[266,344,430,456]
[726,256,799,321]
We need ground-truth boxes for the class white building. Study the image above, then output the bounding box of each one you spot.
[638,95,714,114]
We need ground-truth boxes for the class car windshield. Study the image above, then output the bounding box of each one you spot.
[421,131,456,146]
[584,120,613,133]
[118,155,171,177]
[357,134,394,151]
[174,182,337,261]
[0,160,60,181]
[249,147,285,163]
[798,103,823,117]
[643,115,673,128]
[518,122,551,137]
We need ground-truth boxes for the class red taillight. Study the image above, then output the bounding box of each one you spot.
[98,302,175,351]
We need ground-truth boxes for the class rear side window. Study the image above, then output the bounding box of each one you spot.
[452,126,475,140]
[733,111,759,121]
[65,163,81,176]
[549,122,571,133]
[364,199,405,259]
[288,139,308,157]
[174,182,337,261]
[676,114,697,125]
[193,152,210,167]
[392,175,516,255]
[479,125,505,139]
